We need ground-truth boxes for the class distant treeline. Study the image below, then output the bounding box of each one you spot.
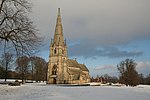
[91,73,150,85]
[91,59,150,86]
[0,54,47,83]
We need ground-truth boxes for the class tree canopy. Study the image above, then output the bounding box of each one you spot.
[117,59,140,86]
[0,0,42,56]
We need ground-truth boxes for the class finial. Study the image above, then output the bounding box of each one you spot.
[64,39,66,45]
[75,58,77,61]
[51,38,53,45]
[58,8,60,15]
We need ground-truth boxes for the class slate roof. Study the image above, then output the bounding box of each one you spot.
[66,59,81,69]
[66,59,89,72]
[68,69,81,75]
[79,64,89,72]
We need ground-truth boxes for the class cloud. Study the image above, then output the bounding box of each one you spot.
[94,65,115,70]
[30,0,150,59]
[136,61,150,75]
[31,0,150,44]
[137,61,150,69]
[100,47,143,58]
[0,0,149,78]
[92,61,150,76]
[92,64,118,76]
[68,41,143,59]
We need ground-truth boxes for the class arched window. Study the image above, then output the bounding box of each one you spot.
[54,48,57,54]
[52,65,57,75]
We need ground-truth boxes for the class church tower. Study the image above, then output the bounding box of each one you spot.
[47,8,68,84]
[47,8,90,84]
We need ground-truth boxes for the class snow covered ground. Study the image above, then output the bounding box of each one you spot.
[0,83,150,100]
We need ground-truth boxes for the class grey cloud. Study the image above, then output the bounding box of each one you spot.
[136,61,150,75]
[31,0,150,46]
[137,61,150,69]
[68,41,143,59]
[30,0,149,60]
[94,65,115,70]
[101,46,143,58]
[136,61,150,76]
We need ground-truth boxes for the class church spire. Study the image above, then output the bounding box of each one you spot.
[58,8,60,16]
[53,8,65,46]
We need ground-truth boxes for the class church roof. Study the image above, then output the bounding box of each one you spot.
[79,64,89,72]
[68,69,81,75]
[66,59,81,69]
[66,59,89,72]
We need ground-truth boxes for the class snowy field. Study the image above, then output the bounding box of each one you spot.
[0,83,150,100]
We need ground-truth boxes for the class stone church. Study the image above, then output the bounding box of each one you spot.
[47,8,90,84]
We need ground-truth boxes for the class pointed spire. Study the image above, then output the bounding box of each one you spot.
[55,8,63,35]
[53,8,65,46]
[58,8,60,16]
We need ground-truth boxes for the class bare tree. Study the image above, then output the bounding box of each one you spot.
[30,56,47,82]
[1,52,13,81]
[16,56,29,83]
[117,59,140,86]
[102,74,118,84]
[145,74,150,85]
[0,0,42,56]
[0,64,5,78]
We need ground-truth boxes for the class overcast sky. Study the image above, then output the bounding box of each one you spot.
[30,0,150,77]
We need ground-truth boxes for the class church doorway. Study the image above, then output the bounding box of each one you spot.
[53,78,56,84]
